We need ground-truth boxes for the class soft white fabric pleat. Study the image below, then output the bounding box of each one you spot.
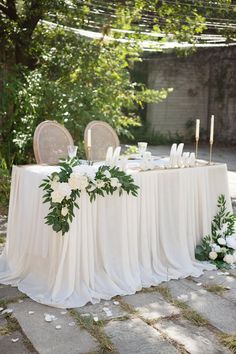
[0,164,231,308]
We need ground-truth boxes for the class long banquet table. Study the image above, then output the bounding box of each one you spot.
[0,163,232,308]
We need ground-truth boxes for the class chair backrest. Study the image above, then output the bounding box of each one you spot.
[33,120,74,164]
[84,120,120,161]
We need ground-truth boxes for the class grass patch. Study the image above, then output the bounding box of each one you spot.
[175,301,207,326]
[220,334,236,353]
[204,284,227,295]
[70,310,117,353]
[155,285,208,327]
[117,299,139,316]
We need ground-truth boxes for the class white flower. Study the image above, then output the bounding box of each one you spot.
[95,179,105,188]
[110,177,121,188]
[223,254,234,264]
[103,170,111,179]
[51,191,64,204]
[50,180,60,191]
[212,244,221,253]
[68,173,81,190]
[78,176,89,190]
[61,207,68,216]
[72,165,97,181]
[68,173,89,191]
[209,251,217,260]
[56,182,72,197]
[226,235,236,250]
[217,237,226,246]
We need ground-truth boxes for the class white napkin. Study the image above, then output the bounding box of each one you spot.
[105,146,113,165]
[170,143,177,167]
[176,143,184,167]
[189,152,196,167]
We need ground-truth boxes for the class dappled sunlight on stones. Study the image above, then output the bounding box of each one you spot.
[164,279,236,334]
[154,318,231,354]
[104,318,179,354]
[123,292,180,320]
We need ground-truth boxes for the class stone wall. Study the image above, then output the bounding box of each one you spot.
[146,46,236,143]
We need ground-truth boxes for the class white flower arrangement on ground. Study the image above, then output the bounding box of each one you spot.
[195,195,236,269]
[40,158,139,235]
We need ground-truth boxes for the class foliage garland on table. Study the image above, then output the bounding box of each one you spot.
[40,158,139,235]
[195,195,236,269]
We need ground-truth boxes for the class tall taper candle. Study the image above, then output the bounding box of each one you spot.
[87,129,91,148]
[195,119,200,140]
[210,115,214,143]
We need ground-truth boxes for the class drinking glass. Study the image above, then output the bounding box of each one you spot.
[67,145,78,158]
[138,142,148,157]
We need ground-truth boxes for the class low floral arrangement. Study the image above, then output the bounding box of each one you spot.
[40,158,139,235]
[195,195,236,269]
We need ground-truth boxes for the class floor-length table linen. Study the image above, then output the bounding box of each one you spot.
[0,163,232,308]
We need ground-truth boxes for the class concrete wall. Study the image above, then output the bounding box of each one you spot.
[146,47,236,143]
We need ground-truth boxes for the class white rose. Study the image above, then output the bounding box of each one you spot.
[223,254,234,264]
[110,177,119,188]
[209,251,217,260]
[51,191,64,204]
[72,165,97,181]
[50,180,60,191]
[78,175,89,190]
[68,173,80,190]
[103,170,111,179]
[212,244,221,253]
[217,237,226,246]
[61,207,68,216]
[226,236,236,250]
[56,182,72,198]
[96,179,105,188]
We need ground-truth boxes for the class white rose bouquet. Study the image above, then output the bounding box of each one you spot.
[40,158,139,235]
[195,195,236,269]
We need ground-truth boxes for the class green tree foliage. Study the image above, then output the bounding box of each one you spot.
[0,0,235,168]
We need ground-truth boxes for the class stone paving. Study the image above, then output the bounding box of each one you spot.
[0,271,236,353]
[0,145,235,353]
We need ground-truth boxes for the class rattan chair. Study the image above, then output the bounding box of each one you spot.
[84,121,120,161]
[33,120,74,164]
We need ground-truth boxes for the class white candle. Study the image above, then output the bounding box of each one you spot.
[210,115,214,143]
[87,129,91,147]
[195,119,200,140]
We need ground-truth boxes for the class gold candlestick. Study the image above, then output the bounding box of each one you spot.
[87,146,91,163]
[195,138,199,160]
[209,140,213,165]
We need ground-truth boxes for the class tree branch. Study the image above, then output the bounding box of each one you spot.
[6,0,17,20]
[21,0,44,37]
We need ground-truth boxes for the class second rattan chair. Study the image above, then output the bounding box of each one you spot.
[84,121,119,161]
[33,120,74,165]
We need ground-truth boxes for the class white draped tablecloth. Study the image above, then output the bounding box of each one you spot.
[0,163,232,308]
